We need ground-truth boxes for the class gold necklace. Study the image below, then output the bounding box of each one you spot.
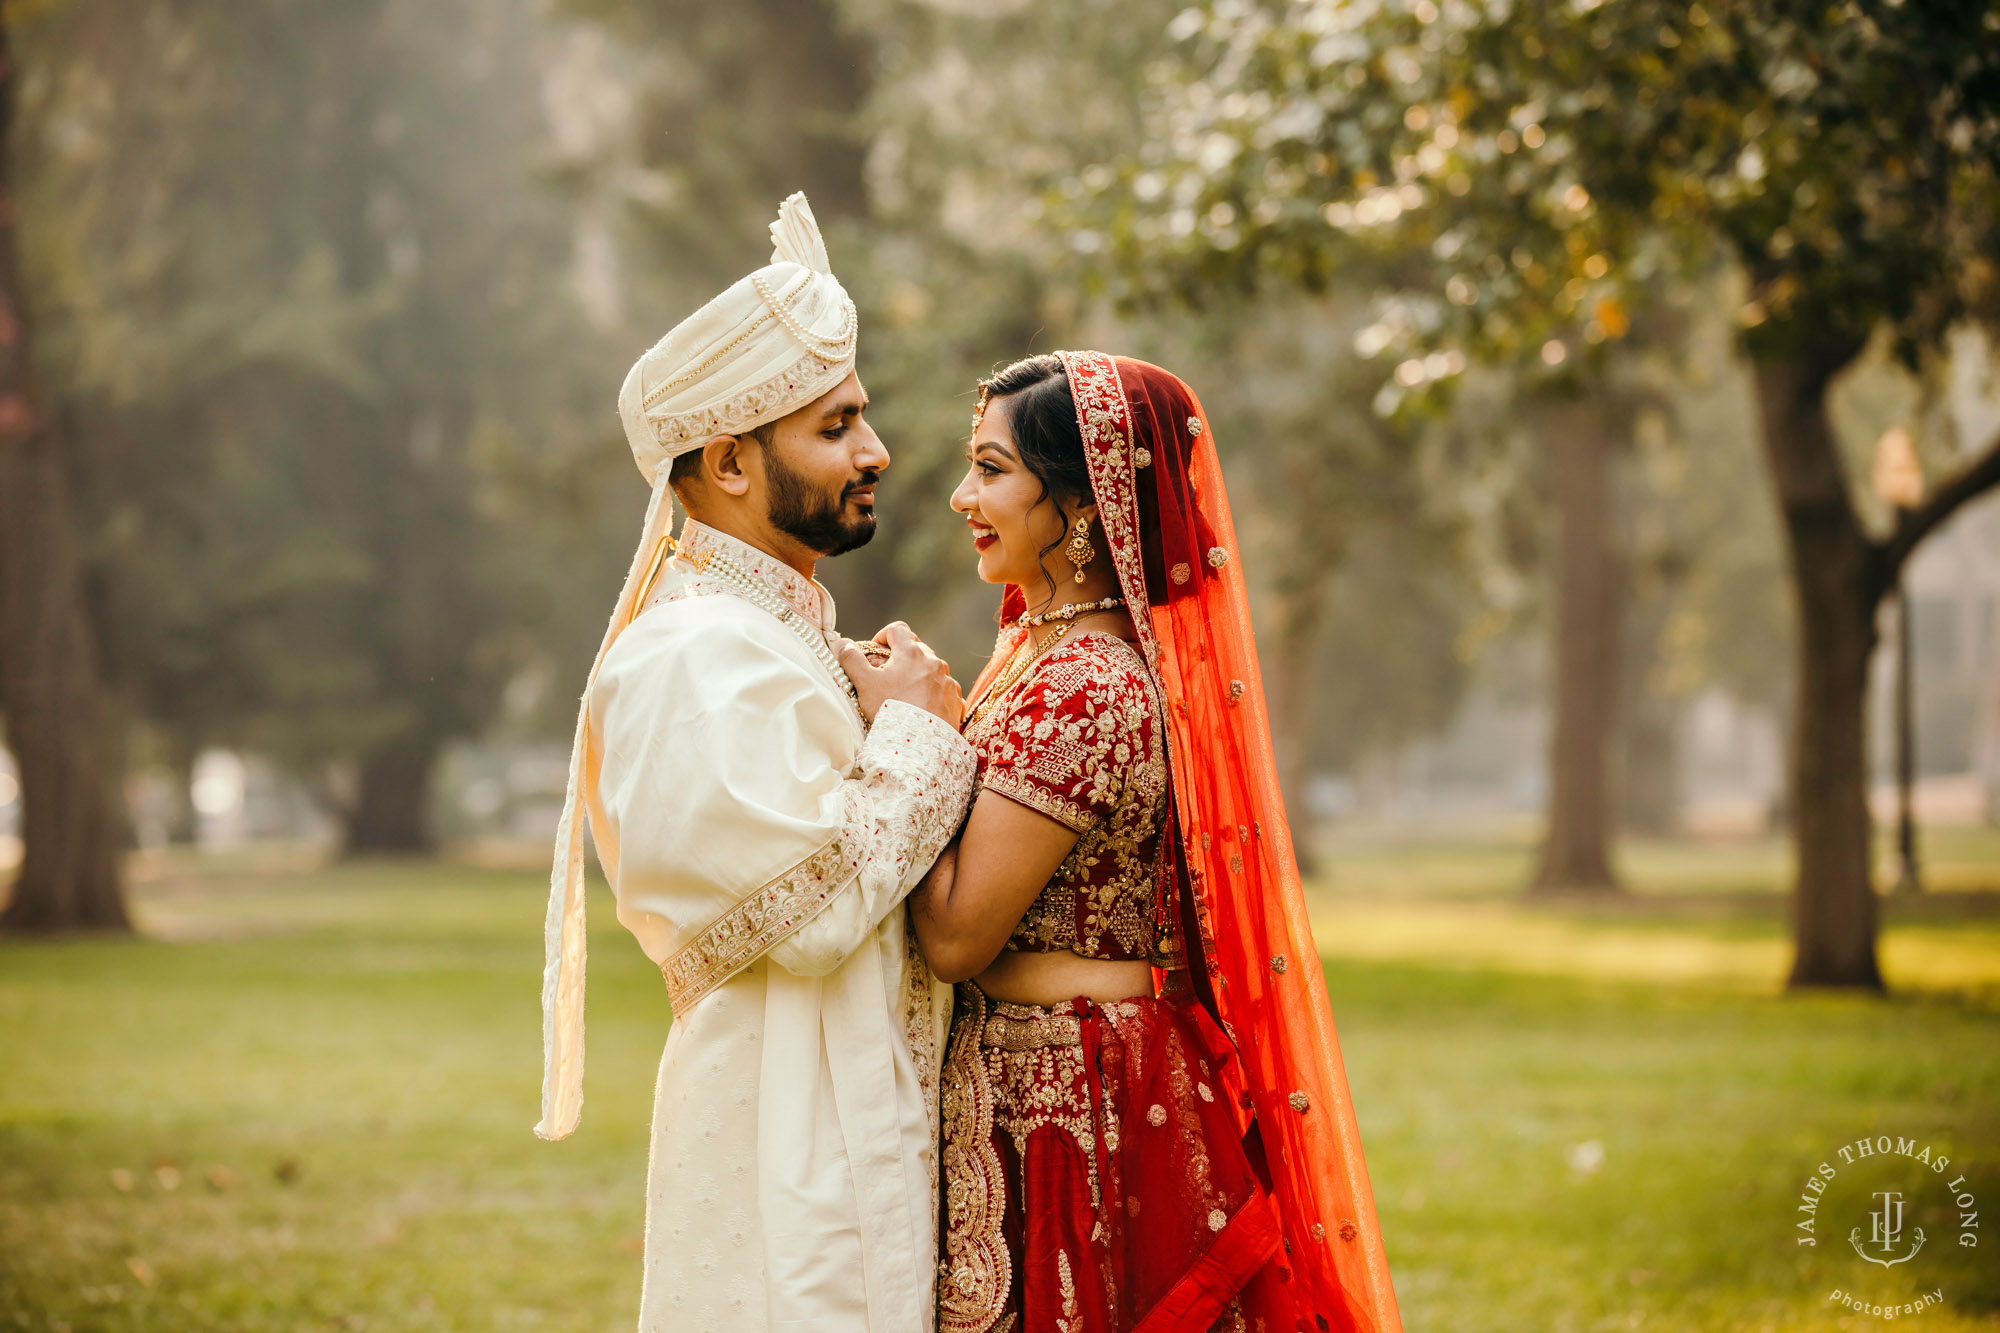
[963,619,1085,732]
[962,638,1029,734]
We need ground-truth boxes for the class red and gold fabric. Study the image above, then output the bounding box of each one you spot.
[939,985,1281,1333]
[959,353,1404,1333]
[962,632,1175,966]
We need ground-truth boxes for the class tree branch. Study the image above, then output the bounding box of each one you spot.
[1882,428,2000,584]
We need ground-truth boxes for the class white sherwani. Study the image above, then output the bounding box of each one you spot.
[588,519,975,1332]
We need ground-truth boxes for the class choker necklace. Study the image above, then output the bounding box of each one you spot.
[1015,595,1125,628]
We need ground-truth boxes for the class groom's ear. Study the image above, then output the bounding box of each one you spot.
[701,433,753,498]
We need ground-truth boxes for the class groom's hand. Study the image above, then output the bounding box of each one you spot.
[838,622,962,728]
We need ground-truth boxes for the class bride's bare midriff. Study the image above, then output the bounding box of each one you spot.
[971,950,1155,1007]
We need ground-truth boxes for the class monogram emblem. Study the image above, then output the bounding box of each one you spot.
[1850,1190,1926,1268]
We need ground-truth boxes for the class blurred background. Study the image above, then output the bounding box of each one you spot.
[0,1,1996,1330]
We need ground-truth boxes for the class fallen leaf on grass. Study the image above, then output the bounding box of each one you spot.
[108,1169,135,1192]
[125,1258,156,1288]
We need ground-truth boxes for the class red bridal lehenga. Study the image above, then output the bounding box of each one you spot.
[936,352,1404,1333]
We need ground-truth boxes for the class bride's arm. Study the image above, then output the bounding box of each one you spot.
[909,789,1079,982]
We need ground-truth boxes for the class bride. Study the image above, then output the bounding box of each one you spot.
[909,351,1404,1333]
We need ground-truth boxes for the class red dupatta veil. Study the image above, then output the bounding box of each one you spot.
[970,352,1403,1333]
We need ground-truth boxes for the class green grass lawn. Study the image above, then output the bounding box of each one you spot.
[3,842,1997,1332]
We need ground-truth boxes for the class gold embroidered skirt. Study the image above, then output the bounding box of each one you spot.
[937,984,1284,1333]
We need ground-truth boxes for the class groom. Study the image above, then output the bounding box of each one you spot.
[535,194,975,1332]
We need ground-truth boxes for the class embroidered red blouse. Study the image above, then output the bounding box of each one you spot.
[964,630,1172,965]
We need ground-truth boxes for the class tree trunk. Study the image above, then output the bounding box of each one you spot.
[1889,583,1920,894]
[1532,403,1623,894]
[0,12,129,934]
[343,734,441,854]
[1619,576,1683,837]
[1751,352,1883,991]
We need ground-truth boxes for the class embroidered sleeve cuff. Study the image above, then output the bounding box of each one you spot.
[978,768,1097,833]
[660,834,860,1011]
[867,699,977,770]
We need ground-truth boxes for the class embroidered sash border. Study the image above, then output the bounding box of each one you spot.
[659,834,863,1012]
[938,985,1011,1333]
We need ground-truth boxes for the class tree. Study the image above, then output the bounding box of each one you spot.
[1534,310,1697,885]
[20,0,615,854]
[0,1,128,932]
[1084,0,2000,988]
[1532,393,1623,892]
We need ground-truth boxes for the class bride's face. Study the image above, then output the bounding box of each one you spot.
[950,396,1087,591]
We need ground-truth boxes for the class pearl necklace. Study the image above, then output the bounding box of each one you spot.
[1014,595,1125,628]
[673,539,865,723]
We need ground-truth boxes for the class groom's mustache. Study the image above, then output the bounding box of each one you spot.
[844,471,882,503]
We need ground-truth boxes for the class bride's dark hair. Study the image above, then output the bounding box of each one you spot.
[978,354,1090,606]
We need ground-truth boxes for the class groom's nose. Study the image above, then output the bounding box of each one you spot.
[851,421,889,474]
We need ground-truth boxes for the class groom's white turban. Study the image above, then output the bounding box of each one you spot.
[616,192,859,478]
[537,193,859,1141]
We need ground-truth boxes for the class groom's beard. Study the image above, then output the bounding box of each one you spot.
[766,450,879,558]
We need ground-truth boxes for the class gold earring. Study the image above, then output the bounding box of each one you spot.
[1065,516,1095,584]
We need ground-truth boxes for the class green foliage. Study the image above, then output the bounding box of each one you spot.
[1082,0,2000,389]
[17,0,625,812]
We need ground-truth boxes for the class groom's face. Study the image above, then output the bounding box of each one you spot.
[756,373,887,558]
